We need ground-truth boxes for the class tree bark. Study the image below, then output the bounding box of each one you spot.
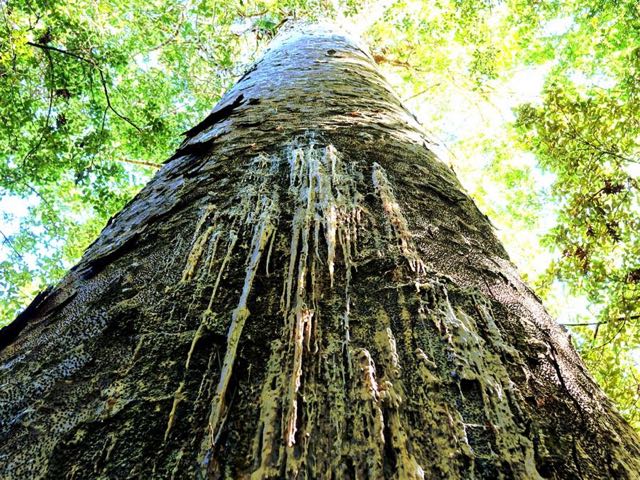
[1,22,639,479]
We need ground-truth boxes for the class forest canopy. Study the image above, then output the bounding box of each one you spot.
[1,0,639,427]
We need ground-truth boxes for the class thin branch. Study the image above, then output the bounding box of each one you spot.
[0,229,25,262]
[27,41,142,132]
[236,8,268,18]
[148,1,190,52]
[372,53,427,72]
[1,172,54,211]
[558,107,638,164]
[96,68,142,131]
[562,321,602,327]
[100,107,108,135]
[562,313,640,327]
[402,84,442,102]
[116,158,160,169]
[1,174,58,237]
[27,41,90,63]
[21,47,55,167]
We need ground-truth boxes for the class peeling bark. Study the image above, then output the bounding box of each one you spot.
[1,22,639,479]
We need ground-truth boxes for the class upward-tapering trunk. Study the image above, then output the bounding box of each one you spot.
[1,22,638,479]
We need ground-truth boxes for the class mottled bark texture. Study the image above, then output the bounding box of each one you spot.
[1,23,639,480]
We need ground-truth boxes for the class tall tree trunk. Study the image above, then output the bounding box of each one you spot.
[1,22,639,480]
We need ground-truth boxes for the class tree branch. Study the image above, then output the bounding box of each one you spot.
[0,229,25,262]
[562,313,640,327]
[27,41,142,132]
[148,1,190,52]
[558,107,638,164]
[21,46,55,167]
[116,158,160,169]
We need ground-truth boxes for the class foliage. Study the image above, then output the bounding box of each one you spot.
[1,0,639,426]
[512,0,640,427]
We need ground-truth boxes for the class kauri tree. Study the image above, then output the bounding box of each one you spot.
[1,23,639,479]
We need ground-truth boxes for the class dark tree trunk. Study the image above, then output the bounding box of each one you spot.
[1,23,639,480]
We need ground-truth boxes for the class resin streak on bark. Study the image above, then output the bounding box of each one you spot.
[1,22,639,480]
